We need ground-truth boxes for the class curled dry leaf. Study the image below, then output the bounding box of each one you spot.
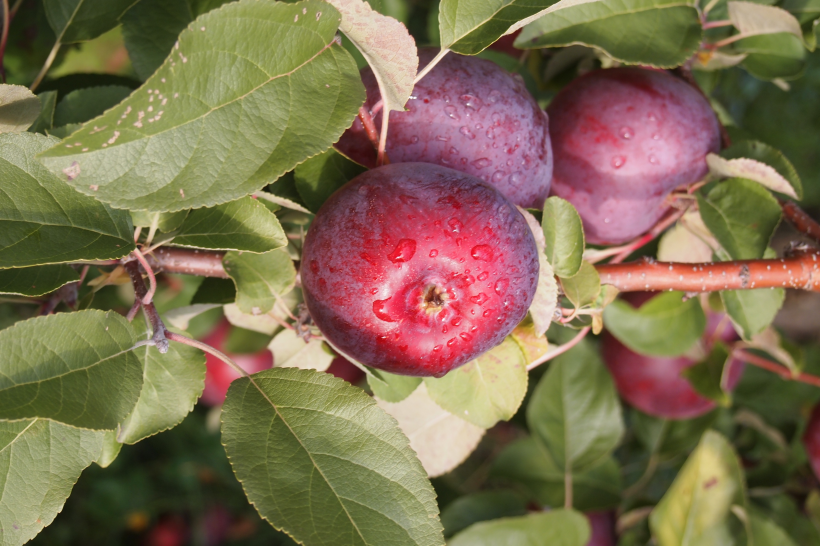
[377,383,485,478]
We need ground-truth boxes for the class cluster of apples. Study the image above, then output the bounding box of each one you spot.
[301,48,722,380]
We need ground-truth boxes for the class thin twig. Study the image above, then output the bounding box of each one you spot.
[623,454,659,498]
[358,106,380,152]
[130,247,157,305]
[413,48,449,85]
[702,19,733,30]
[8,0,23,18]
[376,107,390,166]
[780,200,820,245]
[165,331,247,378]
[734,349,820,388]
[124,260,168,352]
[0,0,9,83]
[30,37,60,92]
[527,327,591,371]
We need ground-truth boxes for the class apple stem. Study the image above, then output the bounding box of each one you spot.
[526,327,591,371]
[165,331,248,378]
[702,19,733,30]
[376,107,391,166]
[564,471,573,509]
[780,199,820,244]
[358,106,380,152]
[130,247,157,306]
[413,48,449,86]
[734,348,820,388]
[124,260,169,353]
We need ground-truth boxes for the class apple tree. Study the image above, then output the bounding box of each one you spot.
[1,0,820,544]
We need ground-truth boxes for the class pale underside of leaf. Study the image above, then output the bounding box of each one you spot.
[0,85,41,133]
[330,0,418,113]
[728,1,804,42]
[706,153,799,198]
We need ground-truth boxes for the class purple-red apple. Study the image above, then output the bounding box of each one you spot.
[326,355,365,385]
[802,403,820,481]
[335,49,553,209]
[586,512,616,546]
[143,515,188,546]
[199,320,273,407]
[548,67,720,245]
[602,293,744,419]
[301,162,539,377]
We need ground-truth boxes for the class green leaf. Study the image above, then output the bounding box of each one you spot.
[448,509,590,546]
[440,491,528,537]
[727,1,805,43]
[707,145,802,202]
[294,148,366,213]
[221,367,444,546]
[491,437,622,511]
[515,0,702,68]
[376,383,485,478]
[223,248,296,315]
[0,132,135,268]
[367,368,422,403]
[0,264,79,296]
[681,342,733,406]
[603,291,706,357]
[328,0,418,113]
[721,287,785,340]
[116,324,206,444]
[518,208,558,337]
[268,329,334,371]
[649,431,748,546]
[28,91,58,135]
[121,0,236,81]
[0,84,41,133]
[749,510,799,546]
[38,0,366,213]
[130,209,190,231]
[172,196,287,252]
[632,409,717,458]
[542,196,584,278]
[697,179,782,260]
[735,33,807,80]
[191,276,237,304]
[0,310,143,430]
[560,260,600,310]
[96,430,122,468]
[0,419,104,546]
[52,86,134,128]
[43,0,137,43]
[526,341,624,473]
[424,337,528,429]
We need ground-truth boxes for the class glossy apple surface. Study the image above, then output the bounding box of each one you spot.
[301,162,539,377]
[602,293,744,419]
[548,67,720,244]
[199,320,273,407]
[335,49,553,209]
[586,511,615,546]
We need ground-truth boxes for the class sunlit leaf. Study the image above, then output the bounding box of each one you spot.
[0,84,40,133]
[0,264,79,296]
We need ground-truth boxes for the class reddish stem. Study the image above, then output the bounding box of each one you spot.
[124,260,168,353]
[131,247,157,305]
[165,331,246,378]
[143,247,229,278]
[780,200,820,244]
[527,327,590,371]
[735,349,820,388]
[358,106,380,152]
[597,250,820,293]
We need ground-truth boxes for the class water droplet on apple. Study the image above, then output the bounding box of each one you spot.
[451,317,462,326]
[460,332,471,341]
[611,156,626,168]
[491,171,504,182]
[447,338,457,347]
[387,239,416,263]
[429,249,439,257]
[471,245,494,261]
[652,133,661,140]
[410,135,419,143]
[477,271,489,281]
[448,218,463,233]
[648,154,659,164]
[433,345,442,351]
[494,278,509,295]
[483,309,491,317]
[485,128,495,139]
[619,126,634,139]
[460,94,481,110]
[373,298,395,322]
[442,325,448,334]
[370,288,378,295]
[459,126,476,140]
[436,135,450,142]
[648,112,657,121]
[470,292,489,305]
[472,158,492,169]
[488,90,501,103]
[449,146,458,155]
[496,313,507,324]
[444,105,460,120]
[491,112,501,125]
[510,172,523,185]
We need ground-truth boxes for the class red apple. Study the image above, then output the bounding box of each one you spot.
[199,320,273,407]
[803,403,820,481]
[143,515,188,546]
[602,293,744,420]
[335,49,553,209]
[586,511,615,546]
[326,355,365,384]
[548,67,720,245]
[488,30,523,58]
[301,162,539,377]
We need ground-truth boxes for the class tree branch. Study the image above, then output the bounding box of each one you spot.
[124,260,169,353]
[142,247,229,278]
[780,200,820,244]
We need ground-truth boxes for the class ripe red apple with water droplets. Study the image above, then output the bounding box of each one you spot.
[301,162,540,377]
[548,67,720,245]
[802,403,820,481]
[336,49,553,209]
[199,319,273,407]
[602,293,744,419]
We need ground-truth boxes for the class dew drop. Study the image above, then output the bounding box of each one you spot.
[477,271,489,281]
[494,278,509,295]
[619,126,634,139]
[370,288,378,295]
[470,292,490,305]
[472,158,492,169]
[648,154,659,165]
[471,245,494,261]
[449,146,458,155]
[483,309,491,317]
[611,156,626,169]
[411,135,419,143]
[459,126,476,140]
[491,171,504,182]
[444,105,460,120]
[447,338,457,347]
[429,249,439,257]
[487,90,501,104]
[451,317,462,326]
[387,239,416,263]
[652,133,661,140]
[460,94,482,110]
[491,112,501,124]
[460,332,471,341]
[447,218,463,233]
[485,127,495,139]
[496,313,507,324]
[442,325,449,334]
[433,345,442,351]
[436,135,450,142]
[647,112,658,122]
[373,298,395,322]
[510,172,523,185]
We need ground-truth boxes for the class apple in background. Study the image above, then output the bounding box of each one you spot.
[199,319,273,407]
[488,30,523,58]
[335,49,553,209]
[301,162,539,377]
[547,67,720,245]
[802,404,820,481]
[602,293,744,420]
[586,512,615,546]
[326,355,365,385]
[143,515,188,546]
